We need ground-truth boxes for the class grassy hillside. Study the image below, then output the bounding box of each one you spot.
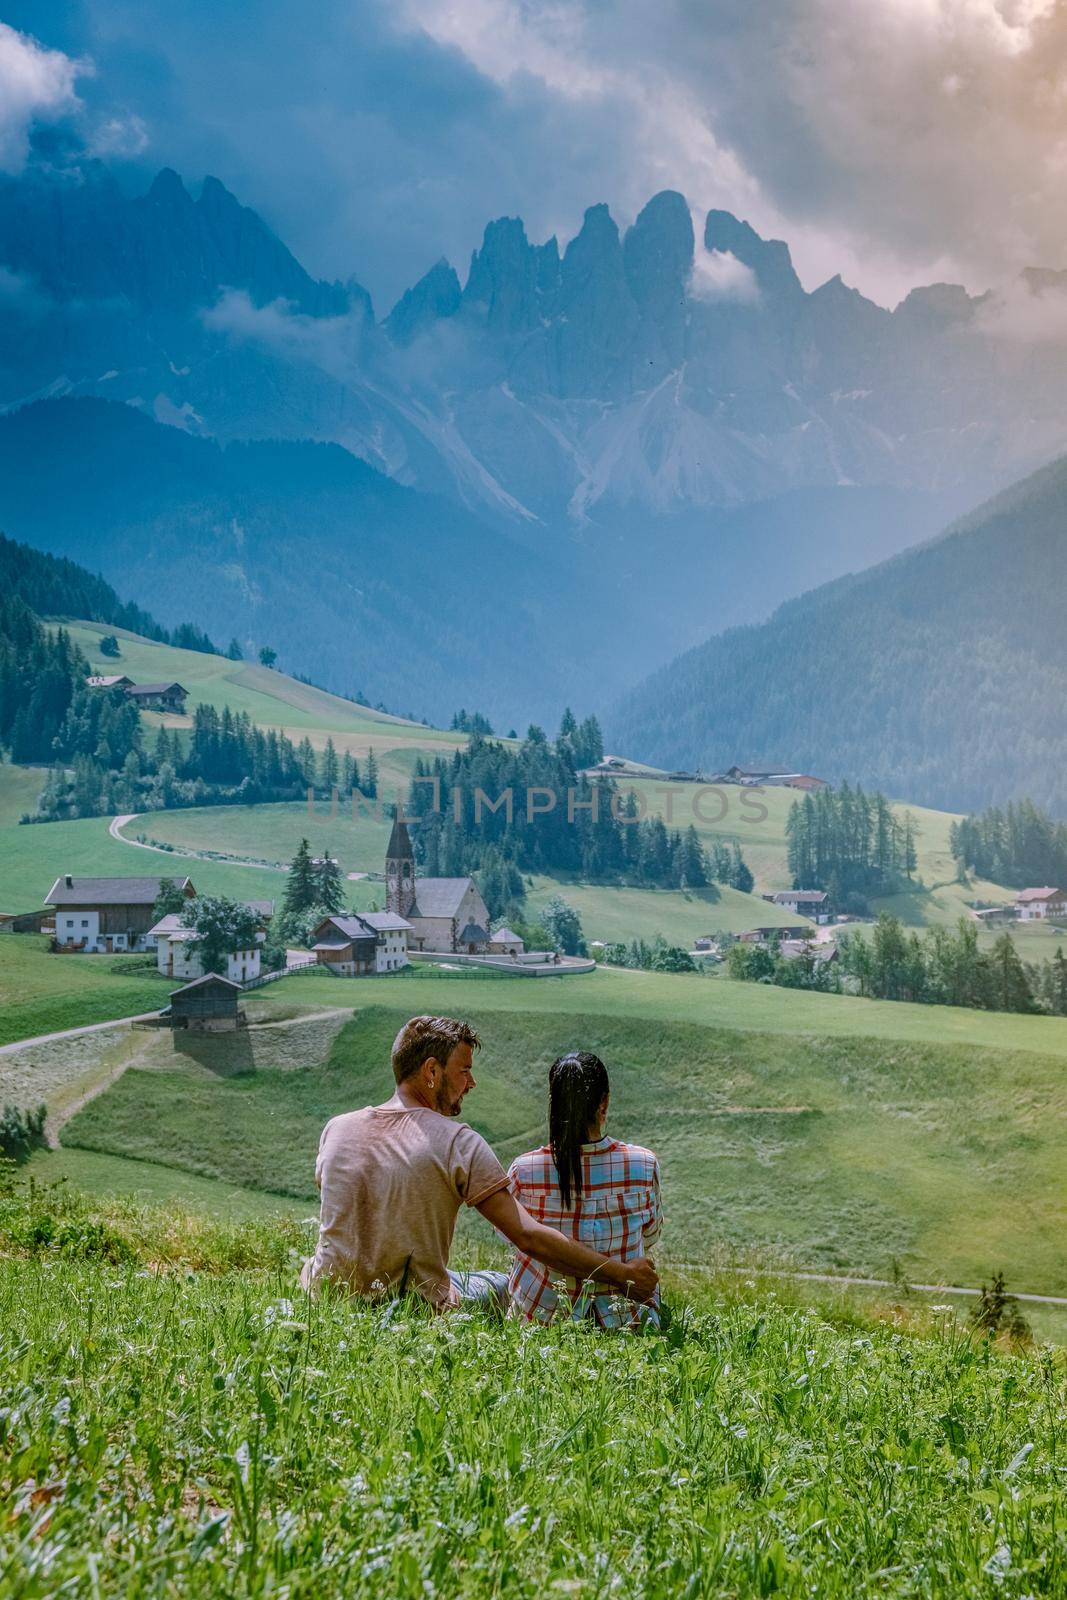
[0,936,171,1046]
[68,620,463,790]
[63,993,1067,1294]
[2,1234,1060,1598]
[609,449,1067,812]
[0,395,577,726]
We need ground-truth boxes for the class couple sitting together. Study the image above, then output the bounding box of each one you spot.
[303,1014,661,1324]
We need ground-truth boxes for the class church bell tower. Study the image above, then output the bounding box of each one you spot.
[385,812,416,917]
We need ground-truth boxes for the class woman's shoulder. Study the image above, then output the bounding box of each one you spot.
[508,1145,555,1184]
[609,1140,660,1178]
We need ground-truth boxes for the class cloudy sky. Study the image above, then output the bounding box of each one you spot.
[2,0,1066,312]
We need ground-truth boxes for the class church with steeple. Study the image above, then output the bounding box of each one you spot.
[385,814,493,955]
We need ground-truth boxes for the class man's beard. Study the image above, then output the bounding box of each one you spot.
[434,1082,463,1117]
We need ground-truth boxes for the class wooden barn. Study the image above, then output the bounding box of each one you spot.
[167,973,245,1031]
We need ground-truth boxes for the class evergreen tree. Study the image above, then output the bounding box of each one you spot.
[313,850,345,915]
[284,838,320,917]
[319,738,339,792]
[297,737,316,786]
[989,932,1037,1014]
[226,637,243,660]
[1051,947,1067,1016]
[364,748,378,797]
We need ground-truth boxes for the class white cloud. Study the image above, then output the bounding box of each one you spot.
[977,277,1067,342]
[89,114,149,159]
[202,289,370,382]
[0,23,88,174]
[689,249,759,303]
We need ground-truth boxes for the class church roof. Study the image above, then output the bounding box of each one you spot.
[386,813,414,860]
[490,926,522,943]
[410,877,477,918]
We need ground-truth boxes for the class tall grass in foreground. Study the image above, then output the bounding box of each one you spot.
[1,1193,1065,1597]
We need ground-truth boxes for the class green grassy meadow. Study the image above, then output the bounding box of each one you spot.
[0,936,171,1046]
[0,1221,1063,1598]
[60,994,1067,1295]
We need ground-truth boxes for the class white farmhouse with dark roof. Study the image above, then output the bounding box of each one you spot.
[45,875,196,953]
[150,900,274,984]
[384,816,493,953]
[311,912,411,974]
[764,889,831,923]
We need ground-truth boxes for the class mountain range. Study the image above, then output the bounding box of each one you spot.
[608,454,1067,813]
[2,142,1067,735]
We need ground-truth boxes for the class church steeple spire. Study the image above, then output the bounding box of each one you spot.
[386,811,416,917]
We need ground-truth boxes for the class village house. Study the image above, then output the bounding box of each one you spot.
[1014,887,1067,921]
[150,900,274,984]
[384,816,506,954]
[763,889,831,922]
[124,681,188,713]
[739,925,813,944]
[46,875,195,953]
[310,911,412,975]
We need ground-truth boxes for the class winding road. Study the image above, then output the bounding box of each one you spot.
[108,813,286,871]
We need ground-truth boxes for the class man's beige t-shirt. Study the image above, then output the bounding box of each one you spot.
[302,1103,509,1308]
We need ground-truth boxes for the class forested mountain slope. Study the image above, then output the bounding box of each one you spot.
[608,455,1067,813]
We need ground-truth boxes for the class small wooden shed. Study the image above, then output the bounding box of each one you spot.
[168,972,245,1031]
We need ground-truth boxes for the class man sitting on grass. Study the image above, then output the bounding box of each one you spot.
[302,1014,659,1312]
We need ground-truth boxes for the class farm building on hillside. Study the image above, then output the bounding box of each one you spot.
[972,905,1018,925]
[723,767,829,791]
[384,816,494,953]
[311,912,411,975]
[46,875,196,952]
[739,925,813,944]
[150,901,274,983]
[764,889,831,922]
[86,674,134,690]
[1014,887,1067,921]
[166,974,244,1031]
[777,940,838,965]
[124,681,188,713]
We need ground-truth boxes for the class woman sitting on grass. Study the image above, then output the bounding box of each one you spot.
[507,1051,662,1327]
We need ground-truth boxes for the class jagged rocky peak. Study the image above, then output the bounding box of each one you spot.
[703,209,804,302]
[623,190,694,320]
[385,257,462,344]
[146,167,194,209]
[562,202,623,280]
[894,282,978,325]
[463,216,554,334]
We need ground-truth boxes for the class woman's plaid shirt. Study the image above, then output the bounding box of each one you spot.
[506,1136,662,1327]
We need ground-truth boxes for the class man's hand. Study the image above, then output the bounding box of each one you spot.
[477,1187,659,1303]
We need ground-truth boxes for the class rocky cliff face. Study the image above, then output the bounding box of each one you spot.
[3,156,1066,531]
[4,153,1067,720]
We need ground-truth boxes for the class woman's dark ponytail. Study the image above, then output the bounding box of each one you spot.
[549,1051,609,1208]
